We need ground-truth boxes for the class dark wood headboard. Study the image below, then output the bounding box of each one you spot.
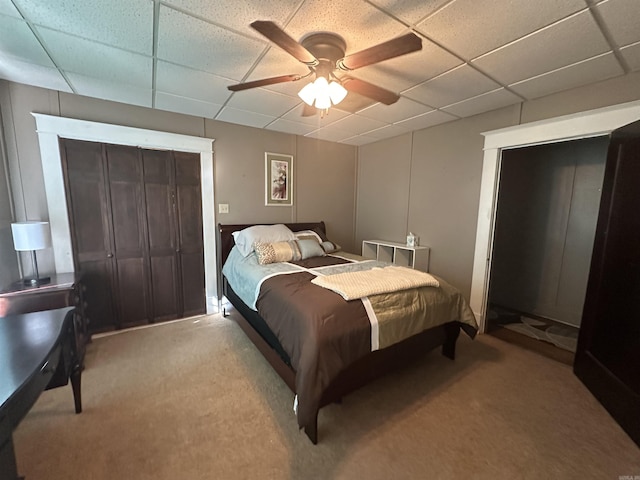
[217,221,326,275]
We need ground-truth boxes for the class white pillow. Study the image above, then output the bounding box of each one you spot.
[232,224,296,257]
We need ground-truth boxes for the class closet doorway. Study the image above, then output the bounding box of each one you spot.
[61,138,206,332]
[486,137,609,363]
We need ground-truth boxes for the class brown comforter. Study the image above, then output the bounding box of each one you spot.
[254,255,477,432]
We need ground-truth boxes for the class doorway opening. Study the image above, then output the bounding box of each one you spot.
[485,136,608,363]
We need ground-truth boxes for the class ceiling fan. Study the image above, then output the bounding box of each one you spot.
[227,21,422,114]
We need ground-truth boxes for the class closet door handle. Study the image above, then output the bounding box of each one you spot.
[107,253,113,258]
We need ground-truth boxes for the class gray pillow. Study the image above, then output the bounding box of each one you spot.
[297,239,326,259]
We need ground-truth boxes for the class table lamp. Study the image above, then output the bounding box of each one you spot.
[11,221,52,286]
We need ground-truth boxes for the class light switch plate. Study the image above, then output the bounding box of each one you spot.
[218,203,229,214]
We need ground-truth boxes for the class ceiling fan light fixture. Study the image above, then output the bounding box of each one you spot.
[298,76,347,109]
[298,82,317,106]
[328,80,347,105]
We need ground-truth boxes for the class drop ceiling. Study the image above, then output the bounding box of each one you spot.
[0,0,638,146]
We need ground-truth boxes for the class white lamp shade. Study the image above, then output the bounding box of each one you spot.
[298,82,317,106]
[328,81,347,105]
[312,77,331,109]
[11,222,52,251]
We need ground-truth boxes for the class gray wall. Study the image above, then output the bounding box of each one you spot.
[0,80,357,288]
[356,71,640,299]
[490,137,608,326]
[3,70,640,298]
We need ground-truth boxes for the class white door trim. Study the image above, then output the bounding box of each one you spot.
[32,113,218,313]
[470,100,640,332]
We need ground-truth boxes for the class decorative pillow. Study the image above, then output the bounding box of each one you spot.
[319,240,341,254]
[297,238,326,259]
[254,241,301,265]
[296,227,341,253]
[294,229,324,243]
[232,224,296,257]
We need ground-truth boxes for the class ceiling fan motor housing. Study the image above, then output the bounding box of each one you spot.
[301,32,347,76]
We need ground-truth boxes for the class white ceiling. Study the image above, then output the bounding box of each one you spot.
[1,0,639,146]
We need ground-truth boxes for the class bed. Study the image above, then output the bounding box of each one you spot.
[217,221,478,444]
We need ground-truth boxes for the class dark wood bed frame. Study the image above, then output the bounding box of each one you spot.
[217,222,461,444]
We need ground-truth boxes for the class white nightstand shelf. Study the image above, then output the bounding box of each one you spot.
[361,240,430,272]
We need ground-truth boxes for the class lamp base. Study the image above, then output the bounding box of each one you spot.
[23,276,51,287]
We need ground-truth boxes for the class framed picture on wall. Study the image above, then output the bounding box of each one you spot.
[265,152,293,206]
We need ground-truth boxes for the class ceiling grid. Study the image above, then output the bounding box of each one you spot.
[0,0,637,145]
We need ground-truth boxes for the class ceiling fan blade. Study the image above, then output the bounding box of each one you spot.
[341,77,399,105]
[251,21,318,66]
[227,74,303,92]
[337,33,422,71]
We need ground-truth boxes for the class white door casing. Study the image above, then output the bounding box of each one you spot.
[470,100,640,332]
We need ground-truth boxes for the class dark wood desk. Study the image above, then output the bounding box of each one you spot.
[0,273,88,369]
[0,307,82,480]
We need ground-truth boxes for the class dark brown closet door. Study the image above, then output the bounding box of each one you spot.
[61,139,115,331]
[175,152,205,317]
[105,145,151,327]
[142,149,180,321]
[62,140,205,332]
[574,119,640,447]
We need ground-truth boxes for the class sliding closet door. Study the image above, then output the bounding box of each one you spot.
[174,152,205,316]
[575,119,640,447]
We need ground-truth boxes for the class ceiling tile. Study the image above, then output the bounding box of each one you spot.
[304,125,356,142]
[329,114,390,135]
[620,42,640,72]
[37,27,152,87]
[67,72,152,107]
[416,0,586,60]
[13,0,153,55]
[162,0,301,40]
[441,88,522,117]
[472,10,611,85]
[358,97,432,123]
[596,0,640,48]
[368,0,452,25]
[216,106,275,128]
[280,105,349,127]
[0,57,72,92]
[265,119,319,136]
[156,61,233,104]
[403,64,500,108]
[157,5,264,81]
[226,87,301,117]
[284,0,407,54]
[361,124,410,140]
[0,16,54,67]
[393,109,457,131]
[244,47,310,96]
[341,134,379,146]
[509,52,624,100]
[0,0,21,17]
[350,38,463,92]
[155,91,222,118]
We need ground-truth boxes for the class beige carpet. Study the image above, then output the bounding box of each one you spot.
[13,309,640,479]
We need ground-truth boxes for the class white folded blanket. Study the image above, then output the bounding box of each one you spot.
[311,266,440,300]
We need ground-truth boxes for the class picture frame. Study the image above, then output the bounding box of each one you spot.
[265,152,293,206]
